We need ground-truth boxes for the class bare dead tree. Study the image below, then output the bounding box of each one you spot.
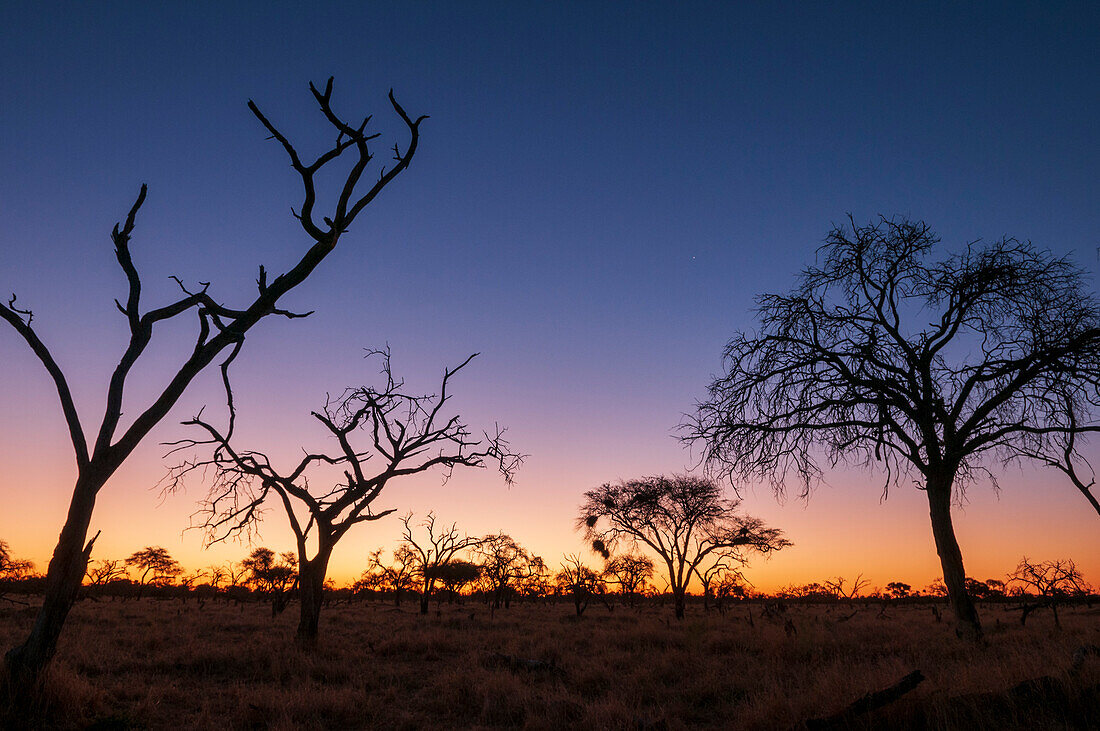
[579,474,790,620]
[1,78,426,685]
[824,574,870,603]
[165,351,519,643]
[400,512,485,615]
[1007,557,1091,628]
[685,217,1100,640]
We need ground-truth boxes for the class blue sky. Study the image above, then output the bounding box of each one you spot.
[1,2,1097,586]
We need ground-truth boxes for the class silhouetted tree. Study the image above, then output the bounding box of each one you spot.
[824,574,869,602]
[518,556,553,600]
[431,559,481,602]
[124,546,182,600]
[695,558,745,612]
[1007,557,1090,628]
[401,513,485,615]
[242,548,298,615]
[602,553,654,606]
[686,217,1100,640]
[579,474,789,619]
[712,571,749,613]
[885,581,912,600]
[365,546,418,606]
[0,542,34,605]
[555,554,607,616]
[83,559,127,601]
[476,533,532,609]
[167,350,518,644]
[1,78,426,685]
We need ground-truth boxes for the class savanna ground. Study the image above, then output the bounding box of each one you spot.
[1,597,1097,730]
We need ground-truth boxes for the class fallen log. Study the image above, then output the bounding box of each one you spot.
[803,670,925,729]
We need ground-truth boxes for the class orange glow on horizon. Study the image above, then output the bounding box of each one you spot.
[5,441,1097,597]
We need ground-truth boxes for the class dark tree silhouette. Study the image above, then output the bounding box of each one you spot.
[885,581,912,600]
[84,560,127,590]
[712,571,749,613]
[555,554,607,616]
[824,574,870,602]
[123,546,182,600]
[166,350,519,643]
[431,559,481,602]
[695,557,745,612]
[1,79,426,685]
[579,474,789,619]
[0,542,34,605]
[364,546,418,606]
[400,513,485,614]
[686,217,1100,640]
[517,556,553,600]
[1007,557,1090,628]
[602,553,654,606]
[475,533,532,609]
[241,548,298,617]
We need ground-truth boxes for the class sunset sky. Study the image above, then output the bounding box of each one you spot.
[1,2,1097,593]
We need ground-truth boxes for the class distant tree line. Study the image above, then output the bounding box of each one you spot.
[4,535,1090,631]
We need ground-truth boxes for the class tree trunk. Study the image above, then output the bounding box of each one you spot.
[419,594,430,615]
[673,589,686,620]
[296,552,332,646]
[4,473,101,690]
[926,476,983,641]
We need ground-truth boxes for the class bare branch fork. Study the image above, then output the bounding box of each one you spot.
[684,216,1100,641]
[163,349,521,642]
[2,78,425,682]
[400,512,486,614]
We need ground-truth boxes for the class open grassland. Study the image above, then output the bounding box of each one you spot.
[2,598,1098,729]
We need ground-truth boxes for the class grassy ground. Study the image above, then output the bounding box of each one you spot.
[1,598,1097,729]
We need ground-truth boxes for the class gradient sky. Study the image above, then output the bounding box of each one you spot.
[1,2,1097,593]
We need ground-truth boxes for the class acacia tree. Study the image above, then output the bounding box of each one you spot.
[885,581,912,600]
[432,559,481,602]
[712,571,749,613]
[686,217,1100,640]
[167,351,518,643]
[1,79,425,684]
[1007,557,1090,628]
[555,554,607,616]
[0,542,34,605]
[579,474,789,620]
[602,553,654,606]
[695,557,744,612]
[400,512,485,615]
[84,559,128,596]
[476,533,532,609]
[124,546,183,600]
[241,548,298,617]
[365,546,418,606]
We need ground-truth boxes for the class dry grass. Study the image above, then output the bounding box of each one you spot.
[1,598,1097,729]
